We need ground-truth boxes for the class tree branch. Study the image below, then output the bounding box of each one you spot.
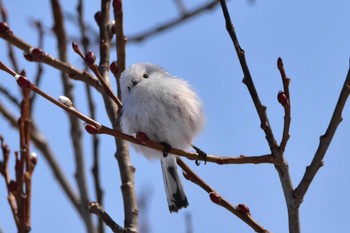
[176,158,270,233]
[127,0,220,43]
[89,202,125,233]
[0,23,104,93]
[294,66,350,200]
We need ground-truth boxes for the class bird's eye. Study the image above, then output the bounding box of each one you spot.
[143,73,149,79]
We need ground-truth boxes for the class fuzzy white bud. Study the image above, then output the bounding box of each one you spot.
[58,96,73,107]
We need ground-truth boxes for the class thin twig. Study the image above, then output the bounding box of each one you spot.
[294,66,350,200]
[29,20,44,112]
[277,57,291,153]
[112,1,138,232]
[0,136,19,228]
[127,0,220,43]
[0,97,83,218]
[0,25,104,93]
[218,1,297,232]
[0,0,19,73]
[49,1,93,232]
[176,158,270,233]
[76,1,104,232]
[89,202,125,233]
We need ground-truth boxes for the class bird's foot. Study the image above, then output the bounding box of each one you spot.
[160,142,171,157]
[192,145,207,166]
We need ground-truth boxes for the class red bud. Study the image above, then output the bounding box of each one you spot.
[237,204,250,214]
[110,61,118,74]
[209,192,221,204]
[0,22,9,33]
[85,51,96,65]
[31,153,38,166]
[94,11,101,25]
[31,48,44,57]
[23,53,34,61]
[72,42,79,53]
[16,75,31,88]
[85,124,99,134]
[135,132,149,144]
[277,91,288,106]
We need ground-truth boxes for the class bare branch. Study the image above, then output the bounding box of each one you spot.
[176,158,270,233]
[89,202,125,233]
[128,0,220,43]
[277,57,291,153]
[294,66,350,200]
[76,1,104,232]
[49,1,93,231]
[0,23,104,93]
[218,1,298,232]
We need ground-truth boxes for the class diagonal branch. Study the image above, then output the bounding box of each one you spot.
[127,0,220,43]
[49,1,93,232]
[218,1,298,232]
[294,66,350,200]
[0,23,103,93]
[176,158,270,233]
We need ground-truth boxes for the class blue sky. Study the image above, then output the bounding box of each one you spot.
[1,0,350,232]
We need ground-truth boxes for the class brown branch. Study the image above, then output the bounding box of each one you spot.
[72,43,122,108]
[76,1,104,233]
[127,0,220,43]
[0,0,19,73]
[176,158,270,233]
[29,20,44,111]
[0,136,19,228]
[294,66,350,200]
[112,1,138,232]
[0,23,104,93]
[49,1,93,232]
[277,57,291,153]
[89,202,125,233]
[0,99,83,219]
[18,76,32,232]
[0,84,20,107]
[1,62,273,167]
[218,1,297,232]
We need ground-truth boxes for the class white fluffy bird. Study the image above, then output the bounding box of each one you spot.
[120,63,205,212]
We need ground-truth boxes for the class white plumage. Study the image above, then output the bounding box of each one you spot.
[120,63,204,212]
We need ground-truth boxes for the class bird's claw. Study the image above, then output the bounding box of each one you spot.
[192,145,207,166]
[161,142,171,157]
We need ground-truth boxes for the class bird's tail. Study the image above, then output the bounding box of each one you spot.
[161,156,189,212]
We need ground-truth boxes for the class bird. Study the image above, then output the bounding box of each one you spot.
[120,63,205,212]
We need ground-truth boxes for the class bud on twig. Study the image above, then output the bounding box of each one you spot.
[0,22,9,32]
[85,51,96,66]
[85,124,99,135]
[209,191,221,204]
[94,11,101,25]
[135,132,149,144]
[15,74,31,88]
[236,204,250,215]
[30,152,38,165]
[277,91,288,106]
[58,96,73,108]
[110,61,118,75]
[108,20,116,35]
